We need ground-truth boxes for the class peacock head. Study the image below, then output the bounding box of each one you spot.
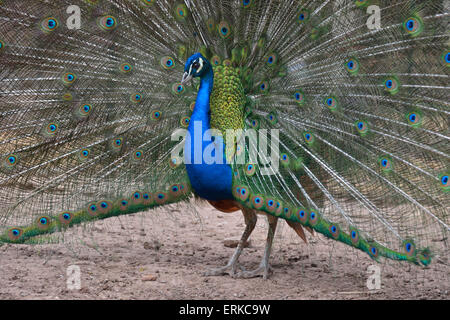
[181,53,211,84]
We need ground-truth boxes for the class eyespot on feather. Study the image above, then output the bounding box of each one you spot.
[87,203,99,217]
[251,194,265,210]
[349,227,360,246]
[403,16,423,37]
[217,21,232,39]
[355,120,369,135]
[160,56,176,70]
[4,154,18,169]
[36,216,52,230]
[151,110,162,121]
[41,17,59,33]
[8,228,24,241]
[98,15,117,31]
[58,212,73,225]
[308,210,320,227]
[296,208,308,224]
[174,3,189,22]
[120,63,133,73]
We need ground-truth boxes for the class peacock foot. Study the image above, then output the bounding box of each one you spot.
[204,262,246,278]
[236,263,273,280]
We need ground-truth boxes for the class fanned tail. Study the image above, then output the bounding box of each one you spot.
[0,0,448,268]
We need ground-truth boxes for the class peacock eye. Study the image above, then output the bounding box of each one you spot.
[193,61,200,69]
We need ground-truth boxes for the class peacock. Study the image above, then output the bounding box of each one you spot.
[0,0,448,280]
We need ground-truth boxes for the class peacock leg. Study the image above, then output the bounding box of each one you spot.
[204,207,257,278]
[236,214,278,280]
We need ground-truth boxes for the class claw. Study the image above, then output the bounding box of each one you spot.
[204,263,245,277]
[236,264,273,279]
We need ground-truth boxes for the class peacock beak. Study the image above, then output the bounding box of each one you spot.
[181,72,193,84]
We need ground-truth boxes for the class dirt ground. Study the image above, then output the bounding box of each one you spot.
[0,202,448,300]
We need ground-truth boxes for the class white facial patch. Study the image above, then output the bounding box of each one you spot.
[197,57,204,73]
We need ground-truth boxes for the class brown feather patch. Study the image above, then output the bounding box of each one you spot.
[208,200,240,213]
[286,221,309,244]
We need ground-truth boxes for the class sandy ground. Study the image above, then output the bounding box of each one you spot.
[0,202,448,300]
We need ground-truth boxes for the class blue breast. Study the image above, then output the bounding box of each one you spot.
[184,67,233,201]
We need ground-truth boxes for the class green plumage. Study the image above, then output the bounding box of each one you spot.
[210,65,246,135]
[0,0,448,276]
[210,64,246,159]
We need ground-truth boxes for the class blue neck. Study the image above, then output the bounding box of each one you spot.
[184,67,233,200]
